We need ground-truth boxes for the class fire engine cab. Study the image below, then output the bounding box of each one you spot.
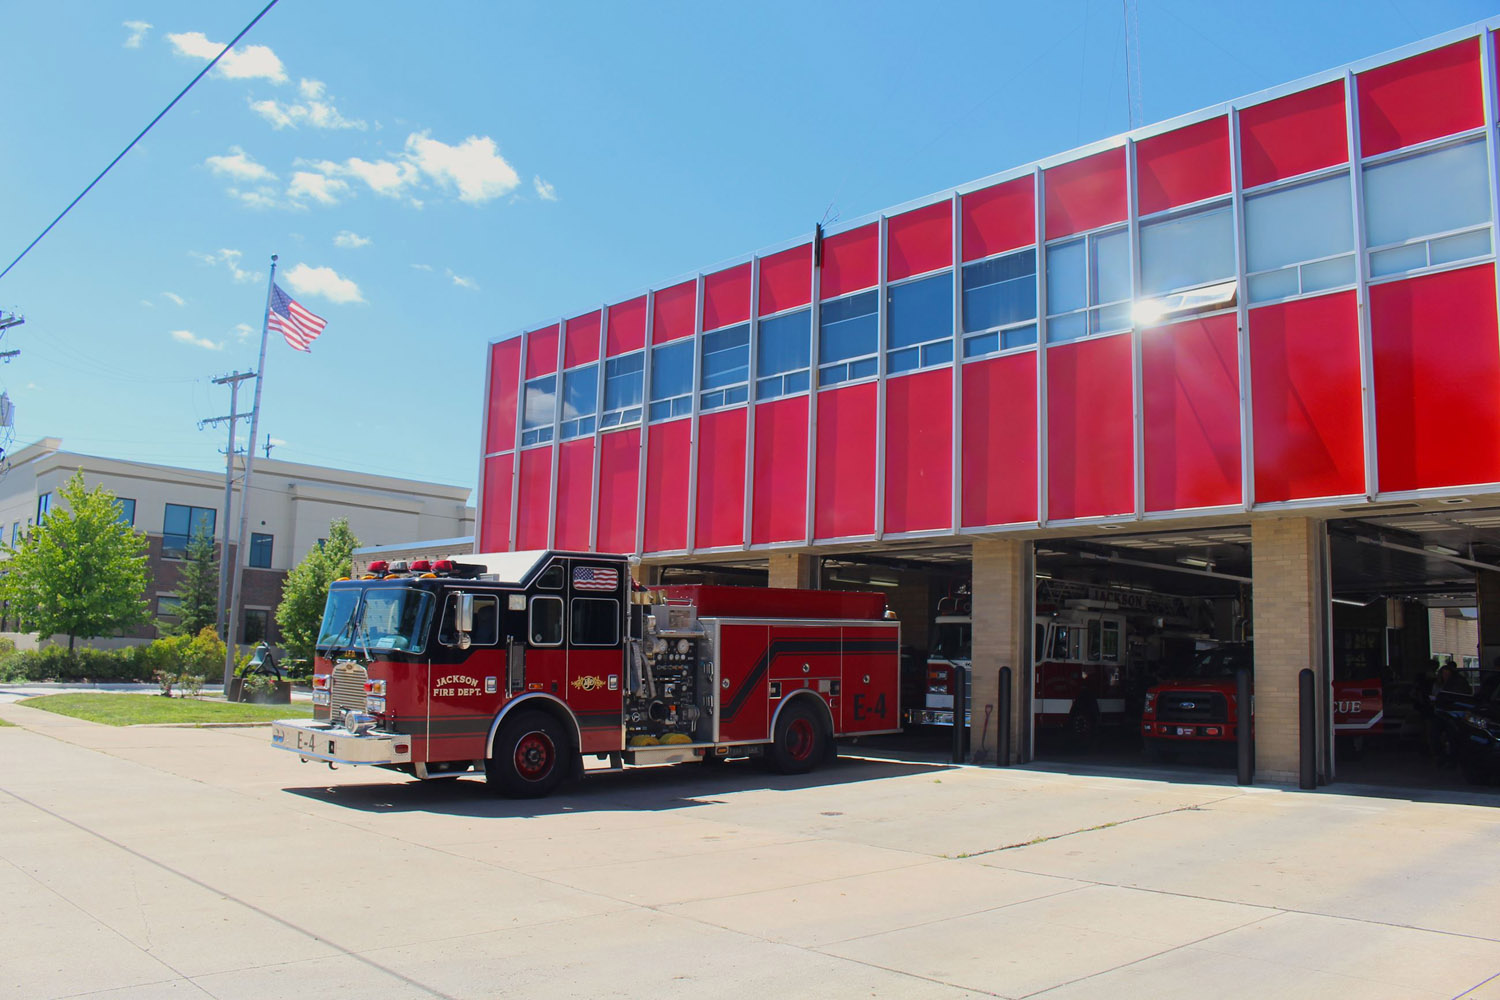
[270,550,901,797]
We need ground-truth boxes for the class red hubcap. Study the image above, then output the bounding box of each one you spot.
[514,730,555,780]
[786,718,815,761]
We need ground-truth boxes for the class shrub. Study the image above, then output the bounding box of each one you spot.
[153,669,176,697]
[180,674,205,699]
[0,646,150,682]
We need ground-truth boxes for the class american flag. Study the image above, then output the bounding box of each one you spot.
[573,565,619,591]
[267,282,328,353]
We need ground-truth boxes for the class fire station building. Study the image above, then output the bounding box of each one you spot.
[478,22,1500,786]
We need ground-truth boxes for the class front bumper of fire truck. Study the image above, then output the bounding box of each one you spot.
[906,708,973,727]
[270,718,412,766]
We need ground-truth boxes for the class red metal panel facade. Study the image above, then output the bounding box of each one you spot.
[479,452,512,552]
[643,420,691,551]
[887,202,953,281]
[884,369,952,533]
[815,382,878,538]
[563,311,601,369]
[485,338,521,454]
[524,324,559,378]
[694,407,747,549]
[1141,313,1242,511]
[1238,81,1348,188]
[703,262,752,331]
[962,176,1035,262]
[516,448,553,550]
[652,281,697,344]
[759,244,813,315]
[751,395,809,545]
[1136,116,1230,215]
[962,352,1038,526]
[1045,147,1127,239]
[606,296,647,356]
[819,223,879,298]
[1047,335,1135,519]
[1370,264,1500,492]
[596,429,640,554]
[553,438,595,551]
[1249,290,1365,501]
[1357,39,1483,157]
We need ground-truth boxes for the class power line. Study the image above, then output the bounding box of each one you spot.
[0,0,281,284]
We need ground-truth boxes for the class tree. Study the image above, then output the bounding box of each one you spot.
[160,523,218,636]
[275,518,359,663]
[1,471,149,652]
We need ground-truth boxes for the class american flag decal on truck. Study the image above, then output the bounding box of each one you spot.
[573,565,619,591]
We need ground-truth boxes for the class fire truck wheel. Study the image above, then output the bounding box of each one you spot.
[767,700,826,775]
[1068,700,1100,747]
[487,710,570,798]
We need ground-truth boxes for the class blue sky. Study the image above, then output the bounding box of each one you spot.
[0,0,1494,496]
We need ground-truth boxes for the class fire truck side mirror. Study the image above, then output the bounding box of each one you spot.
[456,593,475,634]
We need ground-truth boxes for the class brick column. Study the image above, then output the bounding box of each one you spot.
[1477,570,1500,670]
[970,537,1029,764]
[768,551,816,590]
[1250,517,1327,784]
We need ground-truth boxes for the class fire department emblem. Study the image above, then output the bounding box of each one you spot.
[571,675,606,692]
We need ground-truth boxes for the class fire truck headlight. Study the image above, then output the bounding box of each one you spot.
[312,674,330,690]
[366,696,387,714]
[1143,692,1156,715]
[312,690,330,707]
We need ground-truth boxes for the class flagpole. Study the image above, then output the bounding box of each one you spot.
[223,254,278,689]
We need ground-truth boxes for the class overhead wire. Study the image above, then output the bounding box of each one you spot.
[0,0,281,283]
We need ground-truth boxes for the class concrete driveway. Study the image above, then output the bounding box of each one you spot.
[2,697,1499,999]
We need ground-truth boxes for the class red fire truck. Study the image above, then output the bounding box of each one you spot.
[271,550,901,797]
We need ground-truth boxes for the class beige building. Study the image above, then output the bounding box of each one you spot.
[0,438,474,650]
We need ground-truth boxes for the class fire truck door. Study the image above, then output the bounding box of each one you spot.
[718,623,771,743]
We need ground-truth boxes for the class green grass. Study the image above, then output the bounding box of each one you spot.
[18,693,314,726]
[0,717,14,727]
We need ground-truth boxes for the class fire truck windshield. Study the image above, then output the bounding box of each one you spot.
[316,585,435,655]
[1178,644,1251,679]
[932,621,972,660]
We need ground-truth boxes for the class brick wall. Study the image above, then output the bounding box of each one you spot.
[1250,517,1326,783]
[970,537,1028,764]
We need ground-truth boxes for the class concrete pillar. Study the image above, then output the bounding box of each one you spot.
[768,551,817,590]
[1477,570,1500,671]
[1250,517,1327,784]
[970,537,1029,765]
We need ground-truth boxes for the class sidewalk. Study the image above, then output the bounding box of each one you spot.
[1,700,1498,998]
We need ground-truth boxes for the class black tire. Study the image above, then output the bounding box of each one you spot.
[766,700,827,775]
[1068,700,1101,748]
[486,709,570,798]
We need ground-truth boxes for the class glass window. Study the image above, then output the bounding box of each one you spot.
[1245,173,1356,303]
[10,522,19,544]
[1365,139,1491,249]
[317,587,362,647]
[520,374,556,447]
[156,595,182,617]
[756,309,811,400]
[36,492,52,525]
[819,289,879,385]
[571,598,620,645]
[360,588,434,653]
[700,323,749,410]
[115,498,136,526]
[530,595,563,645]
[242,608,268,645]
[601,351,644,428]
[1140,203,1234,297]
[438,594,500,646]
[537,563,566,589]
[163,503,216,559]
[649,339,693,421]
[886,271,954,374]
[962,248,1037,357]
[1046,227,1130,342]
[561,364,598,439]
[249,532,273,569]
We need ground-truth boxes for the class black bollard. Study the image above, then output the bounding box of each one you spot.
[1236,666,1253,785]
[1298,668,1316,790]
[997,666,1013,766]
[952,666,967,764]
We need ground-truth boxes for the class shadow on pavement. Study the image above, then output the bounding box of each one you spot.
[280,753,953,818]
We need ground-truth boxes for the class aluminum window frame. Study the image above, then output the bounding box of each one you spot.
[528,594,564,646]
[519,373,557,447]
[884,266,957,377]
[647,338,694,422]
[1043,223,1133,344]
[559,361,600,441]
[698,321,751,412]
[960,245,1039,362]
[599,350,645,429]
[816,287,881,387]
[754,304,813,401]
[1136,198,1238,300]
[1361,132,1495,283]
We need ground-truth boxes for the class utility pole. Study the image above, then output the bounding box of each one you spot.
[200,371,256,642]
[263,434,274,459]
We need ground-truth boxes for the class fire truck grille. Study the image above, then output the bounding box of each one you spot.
[330,663,369,723]
[1157,690,1227,724]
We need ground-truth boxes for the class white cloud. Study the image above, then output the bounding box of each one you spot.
[405,132,519,203]
[166,31,287,82]
[447,269,478,291]
[410,263,433,271]
[161,291,185,306]
[268,437,288,448]
[288,171,349,205]
[233,323,254,340]
[333,230,371,249]
[533,175,557,201]
[230,186,287,210]
[250,79,366,131]
[139,299,154,308]
[171,329,222,351]
[204,146,275,182]
[25,382,40,391]
[284,263,363,304]
[123,20,152,48]
[191,248,262,284]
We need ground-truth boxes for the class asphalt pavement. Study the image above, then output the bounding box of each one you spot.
[2,692,1499,999]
